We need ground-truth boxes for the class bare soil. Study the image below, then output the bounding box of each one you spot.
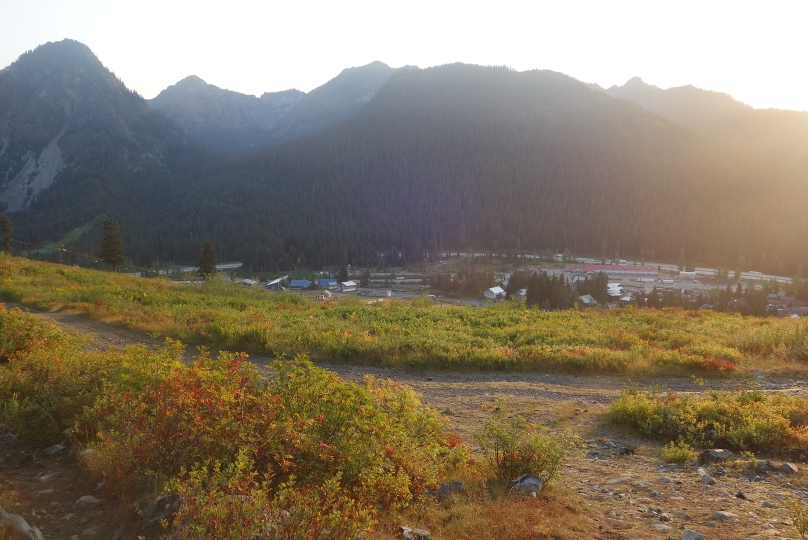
[5,304,808,539]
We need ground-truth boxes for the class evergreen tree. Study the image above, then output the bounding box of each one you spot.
[339,264,349,283]
[97,219,125,271]
[0,214,12,254]
[197,240,218,278]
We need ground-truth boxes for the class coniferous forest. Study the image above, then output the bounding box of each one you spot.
[4,44,808,274]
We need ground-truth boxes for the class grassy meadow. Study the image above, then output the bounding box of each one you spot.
[2,255,808,374]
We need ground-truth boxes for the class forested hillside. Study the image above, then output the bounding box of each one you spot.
[5,43,808,275]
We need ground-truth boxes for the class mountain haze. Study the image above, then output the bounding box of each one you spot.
[149,76,304,152]
[148,61,398,152]
[602,77,808,167]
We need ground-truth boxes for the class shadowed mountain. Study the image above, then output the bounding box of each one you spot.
[0,39,195,212]
[149,76,304,152]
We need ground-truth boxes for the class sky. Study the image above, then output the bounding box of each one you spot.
[1,0,807,111]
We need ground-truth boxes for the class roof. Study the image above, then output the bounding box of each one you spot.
[341,281,357,287]
[290,279,312,288]
[318,278,337,286]
[579,294,597,305]
[487,286,505,294]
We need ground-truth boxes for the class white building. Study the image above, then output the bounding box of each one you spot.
[358,288,392,297]
[484,286,505,300]
[339,281,357,292]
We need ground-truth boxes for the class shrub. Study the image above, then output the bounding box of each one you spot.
[166,450,375,539]
[660,440,695,464]
[609,387,808,452]
[473,404,565,486]
[788,497,808,540]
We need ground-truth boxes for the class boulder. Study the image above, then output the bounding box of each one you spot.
[700,448,733,462]
[147,494,181,527]
[780,462,799,474]
[511,473,543,495]
[399,525,430,539]
[72,495,101,511]
[710,510,738,521]
[435,481,464,501]
[0,506,45,540]
[681,530,704,540]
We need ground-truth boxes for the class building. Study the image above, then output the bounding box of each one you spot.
[318,278,338,289]
[515,288,527,300]
[484,286,505,300]
[289,279,314,291]
[565,264,658,276]
[339,281,357,292]
[358,288,392,297]
[262,276,287,291]
[578,294,598,307]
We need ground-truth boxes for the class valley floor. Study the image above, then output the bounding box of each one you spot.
[5,304,808,539]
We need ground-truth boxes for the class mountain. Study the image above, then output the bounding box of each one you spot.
[148,61,397,152]
[0,39,196,213]
[602,77,808,167]
[4,43,808,276]
[149,76,304,152]
[258,61,397,148]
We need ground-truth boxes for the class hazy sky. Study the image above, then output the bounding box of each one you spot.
[1,0,806,111]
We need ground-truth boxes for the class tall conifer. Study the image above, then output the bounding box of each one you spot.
[98,219,125,271]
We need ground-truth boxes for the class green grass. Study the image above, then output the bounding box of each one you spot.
[2,255,808,374]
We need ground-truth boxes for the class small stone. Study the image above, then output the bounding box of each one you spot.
[757,459,775,470]
[710,510,739,521]
[704,521,717,527]
[780,462,798,474]
[71,495,100,512]
[650,491,664,498]
[736,491,747,500]
[674,510,692,520]
[651,523,670,532]
[681,530,704,540]
[658,476,672,483]
[37,489,54,496]
[763,501,776,508]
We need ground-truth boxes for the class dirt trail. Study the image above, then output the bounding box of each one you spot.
[9,303,808,539]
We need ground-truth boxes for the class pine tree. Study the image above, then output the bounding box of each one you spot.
[98,219,125,271]
[197,240,217,278]
[0,215,12,254]
[339,264,349,283]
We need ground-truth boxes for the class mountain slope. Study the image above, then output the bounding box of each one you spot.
[258,61,397,148]
[0,39,195,212]
[149,76,304,152]
[603,77,808,167]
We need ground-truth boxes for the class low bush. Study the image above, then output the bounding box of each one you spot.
[473,405,565,486]
[659,440,696,464]
[609,387,808,452]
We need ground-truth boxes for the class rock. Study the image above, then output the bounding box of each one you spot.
[0,506,45,540]
[650,491,664,498]
[780,462,799,474]
[735,491,747,500]
[399,525,430,539]
[72,495,101,511]
[681,530,704,540]
[43,444,65,456]
[511,473,543,494]
[658,476,672,483]
[701,475,716,485]
[81,524,104,538]
[710,510,739,521]
[700,448,734,462]
[651,523,670,532]
[147,494,181,527]
[435,481,464,500]
[757,459,775,470]
[674,510,692,520]
[763,501,776,508]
